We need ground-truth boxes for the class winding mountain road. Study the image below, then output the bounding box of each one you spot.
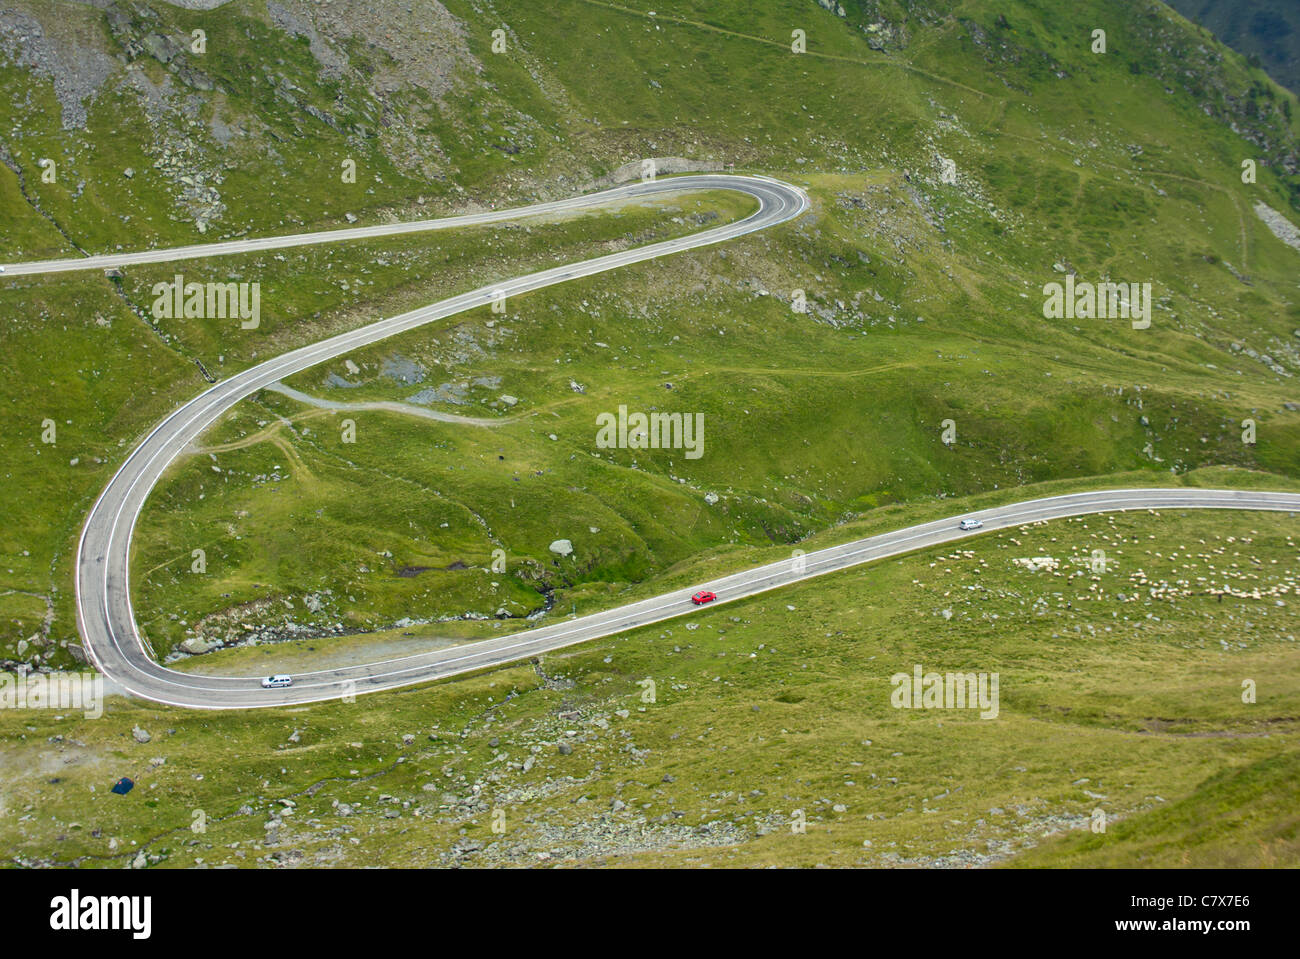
[9,174,1298,708]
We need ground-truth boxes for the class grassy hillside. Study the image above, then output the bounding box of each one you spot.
[4,0,1300,669]
[4,498,1297,867]
[1166,0,1300,96]
[1012,749,1300,867]
[2,0,1300,867]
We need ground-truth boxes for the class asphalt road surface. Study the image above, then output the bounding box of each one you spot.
[10,175,1295,708]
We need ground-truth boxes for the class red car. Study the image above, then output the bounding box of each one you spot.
[691,591,717,605]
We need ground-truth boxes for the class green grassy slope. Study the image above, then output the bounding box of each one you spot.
[3,504,1296,867]
[4,0,1300,668]
[1166,0,1300,96]
[1011,750,1300,867]
[2,0,1300,867]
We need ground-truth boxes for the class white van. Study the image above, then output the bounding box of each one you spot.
[261,675,293,689]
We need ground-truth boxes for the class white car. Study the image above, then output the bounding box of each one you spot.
[958,518,983,531]
[261,674,293,689]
